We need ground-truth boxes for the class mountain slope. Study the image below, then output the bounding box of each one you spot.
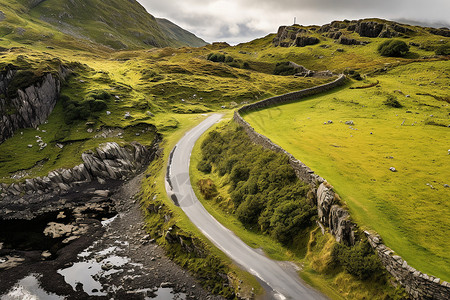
[156,18,208,47]
[0,0,206,49]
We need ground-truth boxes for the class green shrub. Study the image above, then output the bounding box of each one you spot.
[435,43,450,55]
[377,40,409,57]
[207,53,226,63]
[225,55,234,63]
[274,62,296,75]
[344,69,362,80]
[199,125,315,245]
[383,95,403,108]
[197,159,212,173]
[331,240,383,280]
[7,70,41,98]
[91,99,107,111]
[197,178,218,200]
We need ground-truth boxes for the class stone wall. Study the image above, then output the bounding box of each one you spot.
[233,75,450,299]
[366,232,450,299]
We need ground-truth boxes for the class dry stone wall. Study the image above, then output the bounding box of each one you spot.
[233,75,450,299]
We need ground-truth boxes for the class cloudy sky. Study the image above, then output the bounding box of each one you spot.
[137,0,450,45]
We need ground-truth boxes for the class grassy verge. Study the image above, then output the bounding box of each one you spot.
[242,61,450,281]
[190,120,406,299]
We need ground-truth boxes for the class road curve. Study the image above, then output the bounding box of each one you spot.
[166,114,327,300]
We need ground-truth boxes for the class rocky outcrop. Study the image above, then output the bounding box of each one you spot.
[0,67,69,143]
[0,141,159,219]
[338,36,368,46]
[273,26,320,47]
[318,19,414,40]
[429,28,450,37]
[293,36,320,47]
[316,183,355,245]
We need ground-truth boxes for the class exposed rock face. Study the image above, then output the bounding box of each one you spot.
[354,21,385,37]
[273,26,320,47]
[429,28,450,37]
[318,19,414,39]
[0,141,159,219]
[317,183,355,245]
[293,36,320,47]
[338,36,368,46]
[0,67,69,143]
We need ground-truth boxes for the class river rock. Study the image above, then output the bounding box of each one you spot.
[43,222,75,238]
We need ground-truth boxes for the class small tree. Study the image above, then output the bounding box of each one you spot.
[378,40,409,57]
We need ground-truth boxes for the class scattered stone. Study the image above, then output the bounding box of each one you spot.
[44,222,76,239]
[160,282,174,288]
[56,143,64,149]
[327,120,333,124]
[101,263,113,271]
[345,120,354,125]
[444,184,449,188]
[124,112,132,119]
[106,111,111,115]
[28,144,33,148]
[41,251,52,260]
[94,190,110,197]
[389,167,397,172]
[57,211,66,219]
[426,183,435,189]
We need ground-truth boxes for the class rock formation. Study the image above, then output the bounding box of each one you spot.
[0,67,69,143]
[429,28,450,37]
[273,26,320,47]
[0,140,159,219]
[318,19,414,40]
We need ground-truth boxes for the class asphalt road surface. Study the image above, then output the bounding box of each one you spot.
[166,113,327,300]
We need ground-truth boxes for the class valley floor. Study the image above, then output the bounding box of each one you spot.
[0,174,222,299]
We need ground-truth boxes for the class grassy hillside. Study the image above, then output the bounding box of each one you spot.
[0,43,331,182]
[0,0,206,49]
[157,18,208,47]
[243,60,450,281]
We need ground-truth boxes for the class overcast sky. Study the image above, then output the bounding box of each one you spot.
[137,0,450,45]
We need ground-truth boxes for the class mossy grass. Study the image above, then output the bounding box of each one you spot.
[190,118,406,299]
[243,60,450,281]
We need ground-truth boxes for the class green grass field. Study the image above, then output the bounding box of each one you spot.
[243,60,450,281]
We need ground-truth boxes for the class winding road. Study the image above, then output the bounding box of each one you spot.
[166,114,327,300]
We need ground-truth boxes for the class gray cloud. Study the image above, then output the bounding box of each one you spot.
[138,0,450,45]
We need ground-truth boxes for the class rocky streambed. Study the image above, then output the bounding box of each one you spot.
[0,142,224,299]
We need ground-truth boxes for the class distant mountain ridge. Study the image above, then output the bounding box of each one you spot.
[0,0,207,49]
[156,18,208,48]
